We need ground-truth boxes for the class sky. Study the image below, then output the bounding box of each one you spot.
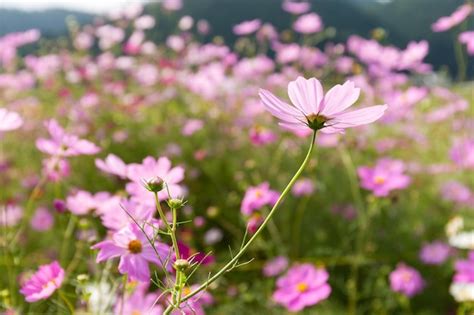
[0,0,150,13]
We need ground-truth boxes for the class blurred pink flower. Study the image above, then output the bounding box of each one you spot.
[357,158,411,197]
[282,1,310,15]
[92,223,171,282]
[432,4,472,32]
[0,108,23,131]
[389,263,424,297]
[1,204,23,227]
[419,241,451,265]
[162,0,182,11]
[259,77,387,134]
[459,31,474,55]
[182,119,204,136]
[115,285,163,315]
[249,126,277,146]
[233,19,261,36]
[30,207,54,231]
[20,261,64,302]
[291,178,315,197]
[36,120,100,157]
[241,182,280,215]
[440,180,472,206]
[453,252,474,283]
[95,153,128,179]
[293,13,323,34]
[66,190,112,216]
[263,256,289,277]
[273,264,331,312]
[173,286,214,315]
[450,138,474,169]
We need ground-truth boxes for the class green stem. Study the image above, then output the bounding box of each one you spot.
[58,289,74,314]
[172,131,317,309]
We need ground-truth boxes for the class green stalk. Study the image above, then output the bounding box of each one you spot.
[165,131,317,312]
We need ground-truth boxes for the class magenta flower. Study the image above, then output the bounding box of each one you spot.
[419,241,451,265]
[291,178,315,197]
[240,182,280,215]
[440,180,472,206]
[20,261,65,302]
[36,120,100,157]
[453,252,474,283]
[30,207,54,231]
[273,264,331,312]
[0,108,23,131]
[293,13,323,34]
[259,77,387,134]
[233,19,261,36]
[263,256,289,277]
[459,31,474,55]
[389,263,424,297]
[357,158,411,197]
[249,126,277,146]
[92,223,171,282]
[173,286,214,315]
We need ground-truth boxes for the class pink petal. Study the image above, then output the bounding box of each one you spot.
[330,105,388,128]
[259,89,305,124]
[287,76,324,114]
[320,81,360,116]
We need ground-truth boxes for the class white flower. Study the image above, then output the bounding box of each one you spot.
[450,282,474,302]
[449,230,474,250]
[446,216,464,237]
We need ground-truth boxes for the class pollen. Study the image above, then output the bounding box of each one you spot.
[296,282,309,293]
[374,175,386,185]
[128,240,143,254]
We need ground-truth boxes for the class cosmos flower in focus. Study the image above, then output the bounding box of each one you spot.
[92,223,172,282]
[0,108,23,131]
[20,261,65,302]
[389,263,424,297]
[357,158,411,197]
[273,264,331,312]
[259,77,387,134]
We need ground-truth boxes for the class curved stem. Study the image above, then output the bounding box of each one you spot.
[175,131,317,308]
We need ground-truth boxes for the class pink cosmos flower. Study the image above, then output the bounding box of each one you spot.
[100,198,155,231]
[357,158,411,197]
[115,285,163,315]
[263,256,289,277]
[241,182,280,215]
[419,241,451,265]
[293,13,323,34]
[66,190,111,216]
[173,286,214,315]
[450,138,474,169]
[20,261,65,302]
[182,119,204,136]
[432,4,472,32]
[162,0,182,11]
[95,153,128,178]
[453,252,474,284]
[440,180,472,206]
[30,207,54,231]
[291,178,315,197]
[0,108,23,131]
[282,1,310,15]
[249,126,277,146]
[233,19,261,36]
[92,223,171,282]
[36,120,100,157]
[1,204,23,227]
[389,263,425,297]
[273,264,331,312]
[126,156,186,204]
[459,31,474,55]
[259,77,387,134]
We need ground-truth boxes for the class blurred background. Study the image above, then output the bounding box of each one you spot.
[1,0,473,78]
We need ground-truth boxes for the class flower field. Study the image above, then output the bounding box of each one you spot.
[1,0,473,314]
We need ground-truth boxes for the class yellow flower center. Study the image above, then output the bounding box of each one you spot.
[374,175,386,185]
[296,282,309,293]
[182,286,191,296]
[255,190,263,198]
[131,311,141,315]
[128,240,143,254]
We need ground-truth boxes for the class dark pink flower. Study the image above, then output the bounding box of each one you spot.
[273,264,331,312]
[20,261,64,302]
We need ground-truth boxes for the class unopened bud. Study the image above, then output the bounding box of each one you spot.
[173,259,190,272]
[144,177,164,193]
[168,198,185,210]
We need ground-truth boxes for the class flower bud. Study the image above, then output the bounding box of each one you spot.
[173,259,190,272]
[144,177,164,193]
[168,198,185,210]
